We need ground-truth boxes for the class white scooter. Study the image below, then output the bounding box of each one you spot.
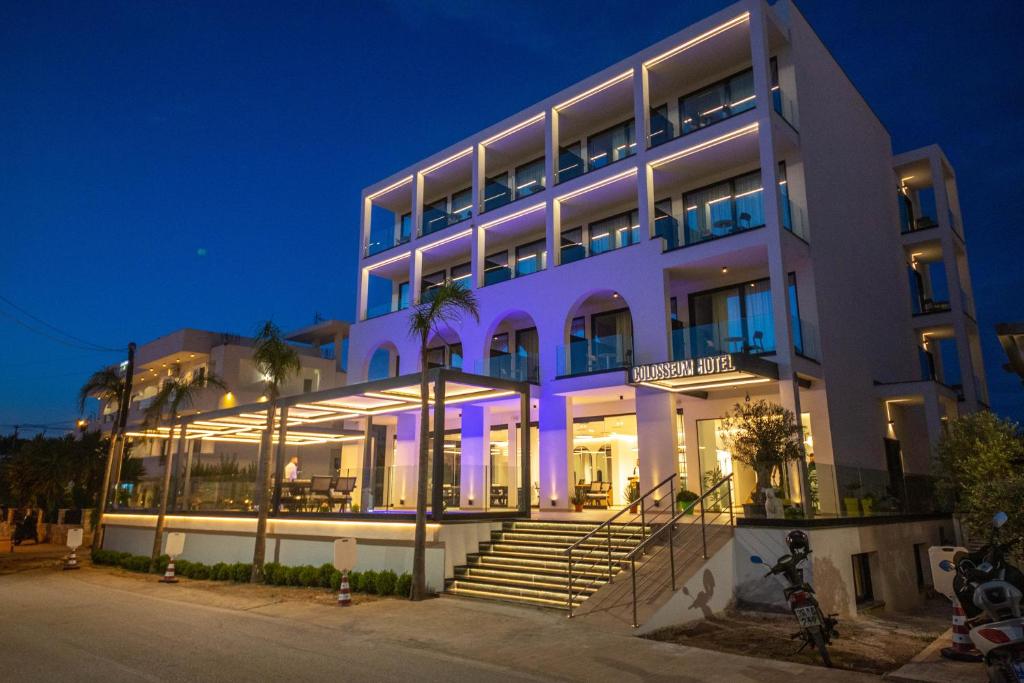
[957,512,1024,682]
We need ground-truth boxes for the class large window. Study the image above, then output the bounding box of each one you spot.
[558,142,584,183]
[514,158,545,199]
[560,227,585,264]
[653,199,678,249]
[679,68,755,136]
[587,119,635,171]
[422,197,449,236]
[682,170,765,246]
[484,251,511,286]
[515,239,546,277]
[451,187,472,223]
[588,210,639,256]
[571,414,637,506]
[649,104,673,147]
[484,173,511,212]
[451,262,471,288]
[688,278,774,357]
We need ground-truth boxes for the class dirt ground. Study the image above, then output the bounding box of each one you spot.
[645,603,950,675]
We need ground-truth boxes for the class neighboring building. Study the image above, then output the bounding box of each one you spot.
[996,323,1024,384]
[346,0,986,516]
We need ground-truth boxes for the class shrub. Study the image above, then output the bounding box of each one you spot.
[211,562,229,581]
[375,570,397,596]
[125,555,150,573]
[262,562,280,585]
[298,566,319,588]
[232,563,251,583]
[156,555,170,574]
[90,549,112,565]
[287,566,304,587]
[174,559,192,576]
[318,563,336,588]
[348,571,362,592]
[361,570,379,595]
[395,573,412,598]
[328,569,342,591]
[186,562,210,580]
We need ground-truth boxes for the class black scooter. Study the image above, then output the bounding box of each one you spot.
[751,532,839,667]
[12,513,39,546]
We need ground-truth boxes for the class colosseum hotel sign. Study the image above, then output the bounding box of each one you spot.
[629,353,779,393]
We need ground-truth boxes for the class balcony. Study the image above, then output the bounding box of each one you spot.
[671,315,775,360]
[474,354,539,383]
[556,334,633,377]
[656,169,767,250]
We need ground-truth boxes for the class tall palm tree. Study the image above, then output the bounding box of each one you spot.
[249,321,301,583]
[145,368,227,570]
[79,367,126,550]
[408,280,478,600]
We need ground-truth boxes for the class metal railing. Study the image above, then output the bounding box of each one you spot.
[564,473,677,617]
[622,474,734,627]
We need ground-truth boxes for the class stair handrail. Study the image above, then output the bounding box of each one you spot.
[564,473,676,616]
[624,473,734,628]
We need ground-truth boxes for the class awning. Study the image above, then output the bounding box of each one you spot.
[628,353,779,394]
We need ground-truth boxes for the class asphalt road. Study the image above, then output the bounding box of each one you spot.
[0,563,872,682]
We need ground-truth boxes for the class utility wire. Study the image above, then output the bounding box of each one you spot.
[0,296,121,353]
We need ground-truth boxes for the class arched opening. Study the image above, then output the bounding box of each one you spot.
[482,310,540,382]
[425,325,463,370]
[561,290,634,377]
[365,342,400,381]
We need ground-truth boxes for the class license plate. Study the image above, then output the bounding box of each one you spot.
[794,605,821,628]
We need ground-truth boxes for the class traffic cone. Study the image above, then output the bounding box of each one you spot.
[337,571,351,607]
[940,600,982,662]
[63,548,80,571]
[160,559,179,584]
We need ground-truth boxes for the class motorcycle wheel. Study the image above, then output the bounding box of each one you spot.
[984,652,1017,683]
[811,628,833,668]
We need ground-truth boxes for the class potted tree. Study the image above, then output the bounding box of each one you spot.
[676,489,700,514]
[623,482,640,514]
[570,487,587,513]
[721,398,803,518]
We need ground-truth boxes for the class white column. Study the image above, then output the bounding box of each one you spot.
[635,387,678,502]
[459,405,488,509]
[538,390,571,509]
[393,412,420,509]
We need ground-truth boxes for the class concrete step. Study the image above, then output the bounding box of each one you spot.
[468,555,614,580]
[454,567,608,594]
[447,580,582,609]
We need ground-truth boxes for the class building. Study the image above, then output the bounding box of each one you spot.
[101,0,977,621]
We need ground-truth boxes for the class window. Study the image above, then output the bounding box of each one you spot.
[590,308,634,370]
[421,270,445,302]
[450,343,463,369]
[568,316,587,375]
[490,332,509,357]
[515,327,539,382]
[397,281,410,311]
[558,142,584,183]
[422,197,449,235]
[560,227,585,264]
[682,170,764,245]
[515,239,546,277]
[451,262,471,288]
[649,104,673,147]
[689,278,775,356]
[514,158,545,199]
[587,119,635,170]
[426,346,446,369]
[303,378,313,393]
[588,210,639,256]
[654,198,678,249]
[451,187,472,223]
[484,172,511,212]
[484,250,510,286]
[852,552,875,605]
[789,273,804,355]
[679,67,755,136]
[778,162,792,232]
[400,212,412,242]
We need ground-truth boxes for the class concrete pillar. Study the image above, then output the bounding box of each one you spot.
[681,408,702,495]
[538,390,571,509]
[459,405,488,509]
[635,387,678,502]
[393,412,420,509]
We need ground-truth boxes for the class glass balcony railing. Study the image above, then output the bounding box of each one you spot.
[365,230,411,257]
[671,315,775,360]
[474,354,540,383]
[793,317,820,361]
[556,335,633,377]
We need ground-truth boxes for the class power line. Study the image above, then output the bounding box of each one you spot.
[0,296,121,353]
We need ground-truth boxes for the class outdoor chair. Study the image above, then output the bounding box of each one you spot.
[309,475,333,512]
[584,482,611,508]
[330,476,356,512]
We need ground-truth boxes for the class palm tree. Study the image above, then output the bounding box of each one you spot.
[249,321,301,582]
[408,280,478,600]
[145,368,227,570]
[79,367,126,550]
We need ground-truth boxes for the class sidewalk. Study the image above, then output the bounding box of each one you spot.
[885,629,985,683]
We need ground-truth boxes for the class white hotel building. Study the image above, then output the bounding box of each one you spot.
[102,0,984,615]
[347,0,986,517]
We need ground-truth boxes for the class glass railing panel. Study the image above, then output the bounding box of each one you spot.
[483,179,511,213]
[275,468,363,514]
[670,315,776,361]
[794,318,820,361]
[474,354,539,383]
[366,227,410,257]
[557,149,584,184]
[772,86,799,130]
[677,191,764,248]
[556,335,632,376]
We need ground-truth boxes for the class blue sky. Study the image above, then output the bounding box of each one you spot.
[2,0,1022,433]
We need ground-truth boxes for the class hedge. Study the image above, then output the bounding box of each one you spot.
[90,550,411,597]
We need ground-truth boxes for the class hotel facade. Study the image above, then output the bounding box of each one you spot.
[101,0,982,617]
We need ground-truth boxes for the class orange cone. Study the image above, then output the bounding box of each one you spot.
[940,600,982,662]
[337,571,351,606]
[62,548,80,571]
[160,559,179,584]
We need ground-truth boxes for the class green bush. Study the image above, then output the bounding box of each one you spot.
[318,563,336,588]
[262,562,280,585]
[287,566,304,587]
[156,555,170,574]
[347,571,362,592]
[361,570,379,595]
[395,573,412,598]
[211,562,229,581]
[232,563,251,583]
[375,570,397,596]
[186,562,211,580]
[298,566,319,588]
[328,569,342,591]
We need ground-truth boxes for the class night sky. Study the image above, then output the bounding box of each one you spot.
[2,0,1022,434]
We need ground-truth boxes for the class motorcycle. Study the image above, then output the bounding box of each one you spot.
[12,511,39,546]
[750,529,839,668]
[944,512,1024,682]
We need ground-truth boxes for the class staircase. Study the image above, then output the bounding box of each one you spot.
[444,519,649,610]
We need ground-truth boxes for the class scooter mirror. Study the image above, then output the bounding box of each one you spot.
[993,511,1008,528]
[938,559,955,572]
[750,555,764,565]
